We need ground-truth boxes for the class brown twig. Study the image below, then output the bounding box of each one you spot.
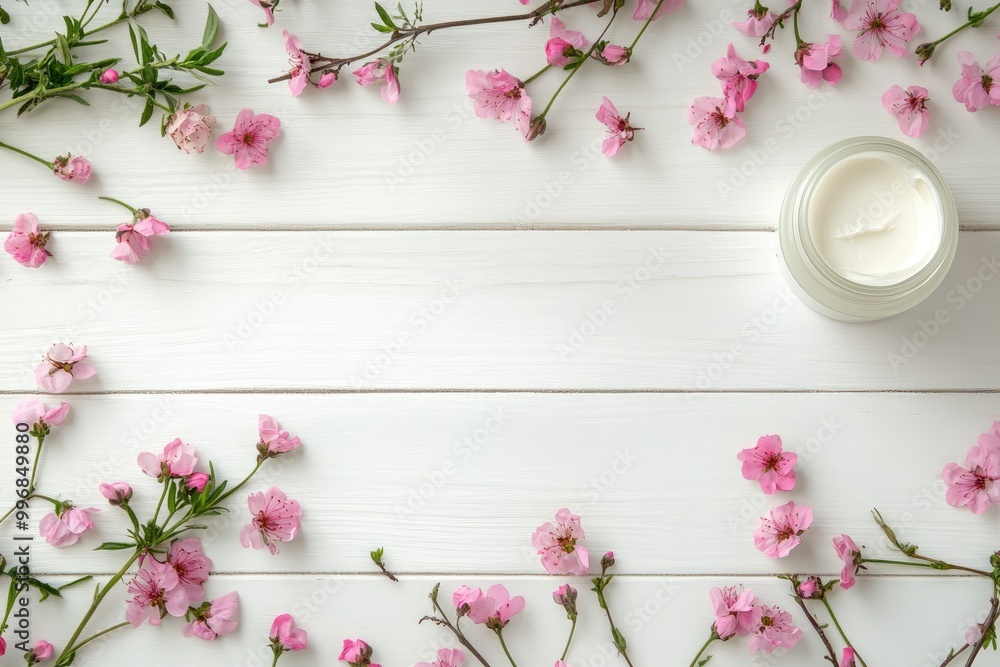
[783,581,838,666]
[418,585,492,667]
[964,598,1000,667]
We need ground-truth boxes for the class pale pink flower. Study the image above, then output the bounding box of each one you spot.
[216,108,281,170]
[553,584,578,617]
[11,398,70,434]
[271,613,308,650]
[596,97,639,158]
[125,558,189,627]
[977,421,1000,456]
[952,52,1000,112]
[31,640,55,662]
[99,481,133,506]
[633,0,684,21]
[138,438,198,480]
[688,96,746,150]
[186,472,210,492]
[882,85,930,137]
[753,501,813,558]
[416,648,465,667]
[831,0,849,22]
[166,104,216,154]
[840,647,857,667]
[466,69,533,138]
[168,537,213,603]
[110,209,170,264]
[600,43,631,65]
[795,35,844,88]
[40,505,97,547]
[712,44,770,111]
[318,71,338,88]
[532,508,590,575]
[833,534,863,589]
[240,486,302,554]
[340,639,374,664]
[710,585,759,639]
[182,591,240,640]
[966,624,984,646]
[797,576,822,599]
[353,58,401,104]
[468,584,525,629]
[35,343,96,393]
[52,154,91,183]
[748,604,802,653]
[844,0,919,62]
[284,31,311,96]
[546,17,589,67]
[943,445,1000,513]
[6,213,51,268]
[737,434,796,494]
[258,414,302,460]
[733,9,778,37]
[249,0,275,26]
[99,69,119,84]
[453,585,483,615]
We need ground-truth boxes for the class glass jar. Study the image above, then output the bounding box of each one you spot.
[779,136,959,322]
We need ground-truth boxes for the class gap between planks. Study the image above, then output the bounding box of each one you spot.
[3,389,1000,396]
[4,226,1000,232]
[26,571,986,579]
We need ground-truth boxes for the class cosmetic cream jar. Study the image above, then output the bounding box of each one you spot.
[779,136,959,322]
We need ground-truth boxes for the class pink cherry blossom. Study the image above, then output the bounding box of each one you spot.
[182,592,240,640]
[710,585,759,639]
[52,154,91,183]
[39,505,97,547]
[166,104,216,154]
[31,640,54,662]
[186,472,210,492]
[532,508,590,575]
[737,434,797,494]
[453,585,484,615]
[840,647,857,667]
[468,584,525,629]
[466,69,533,138]
[688,96,746,150]
[340,639,374,664]
[733,9,778,38]
[600,43,631,65]
[833,534,863,589]
[416,648,465,667]
[11,398,70,434]
[882,85,930,137]
[99,69,119,84]
[216,108,282,170]
[712,44,769,112]
[952,52,1000,112]
[35,343,96,393]
[110,209,170,264]
[596,97,639,158]
[844,0,919,62]
[753,501,813,558]
[284,31,310,96]
[6,213,51,268]
[633,0,685,21]
[546,17,589,67]
[258,414,302,460]
[353,58,401,104]
[318,71,338,87]
[978,421,1000,456]
[240,486,302,554]
[748,604,802,653]
[271,613,308,650]
[125,558,189,627]
[797,576,821,599]
[248,0,275,25]
[138,438,199,480]
[168,537,213,603]
[943,445,1000,513]
[99,481,133,506]
[831,0,849,22]
[795,35,844,88]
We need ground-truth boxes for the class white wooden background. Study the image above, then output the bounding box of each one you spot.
[2,0,1000,665]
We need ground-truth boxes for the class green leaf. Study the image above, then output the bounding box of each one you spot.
[193,65,223,76]
[27,577,62,601]
[128,24,140,63]
[59,93,91,106]
[56,33,72,66]
[155,1,175,19]
[95,541,136,551]
[371,22,393,33]
[375,2,396,29]
[199,43,227,66]
[612,627,627,652]
[202,4,219,49]
[0,7,10,25]
[697,657,713,667]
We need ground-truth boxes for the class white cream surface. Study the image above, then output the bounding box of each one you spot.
[807,152,941,286]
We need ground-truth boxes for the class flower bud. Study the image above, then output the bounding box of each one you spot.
[990,551,1000,569]
[99,481,133,506]
[939,0,951,10]
[99,69,119,84]
[318,71,338,88]
[796,576,824,599]
[526,116,547,142]
[601,551,615,570]
[552,584,578,618]
[915,42,935,65]
[186,472,210,493]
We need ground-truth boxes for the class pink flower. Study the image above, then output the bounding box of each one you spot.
[35,343,96,393]
[110,209,170,264]
[11,398,70,434]
[553,584,578,617]
[468,584,525,629]
[966,624,984,646]
[833,534,863,589]
[840,647,857,667]
[737,434,797,494]
[794,35,844,88]
[710,585,759,639]
[99,69,119,84]
[797,576,822,599]
[600,43,631,65]
[240,486,301,554]
[978,421,1000,456]
[186,472,210,492]
[31,640,55,662]
[952,52,1000,112]
[596,97,639,158]
[688,96,746,150]
[882,85,930,137]
[271,613,308,650]
[353,58,401,104]
[943,445,1000,513]
[216,108,281,170]
[166,104,216,154]
[753,501,813,558]
[125,558,189,627]
[138,438,198,480]
[453,585,483,615]
[466,69,533,138]
[532,508,590,575]
[633,0,684,21]
[318,71,337,87]
[40,505,97,547]
[733,8,777,37]
[844,0,919,62]
[0,637,5,656]
[168,537,213,602]
[182,591,240,640]
[416,648,465,667]
[99,481,133,506]
[545,17,589,67]
[258,414,302,460]
[748,604,802,653]
[712,44,769,112]
[284,31,311,96]
[249,0,275,26]
[831,0,849,22]
[6,213,51,268]
[340,639,375,665]
[52,154,91,183]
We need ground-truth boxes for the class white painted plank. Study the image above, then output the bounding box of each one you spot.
[2,392,998,575]
[2,1,999,229]
[2,231,1000,391]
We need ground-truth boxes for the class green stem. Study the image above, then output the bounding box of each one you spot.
[98,196,139,215]
[217,460,265,505]
[0,139,51,167]
[27,434,45,496]
[628,0,666,49]
[271,652,280,667]
[862,557,993,578]
[931,1,1000,46]
[32,494,60,506]
[862,557,936,568]
[495,628,518,667]
[0,493,35,528]
[522,64,551,86]
[560,616,577,661]
[69,621,130,652]
[6,4,156,56]
[792,3,803,45]
[58,551,141,659]
[158,460,265,545]
[150,481,170,528]
[821,598,869,667]
[689,632,717,667]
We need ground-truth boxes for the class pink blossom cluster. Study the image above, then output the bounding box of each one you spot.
[710,585,802,652]
[164,103,281,170]
[688,44,768,150]
[452,584,525,629]
[952,51,1000,112]
[943,421,1000,514]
